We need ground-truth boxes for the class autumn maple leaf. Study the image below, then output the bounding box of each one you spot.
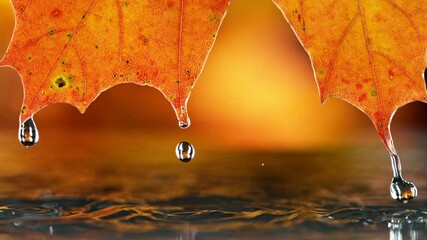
[1,0,426,153]
[0,0,231,128]
[273,0,427,154]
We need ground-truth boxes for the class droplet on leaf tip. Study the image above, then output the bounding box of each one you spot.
[179,118,191,129]
[390,176,417,203]
[19,117,39,147]
[175,141,195,163]
[389,153,417,203]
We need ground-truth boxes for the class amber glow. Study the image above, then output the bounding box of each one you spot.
[0,3,426,238]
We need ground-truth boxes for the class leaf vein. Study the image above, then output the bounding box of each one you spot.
[27,0,98,111]
[323,14,360,100]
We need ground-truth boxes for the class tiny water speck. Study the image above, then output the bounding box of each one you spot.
[176,141,195,162]
[19,117,39,147]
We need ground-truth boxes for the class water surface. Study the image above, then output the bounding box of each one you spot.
[0,130,425,239]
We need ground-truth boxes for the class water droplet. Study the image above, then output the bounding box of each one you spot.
[175,141,195,163]
[389,153,417,203]
[178,118,191,129]
[390,177,417,203]
[19,117,39,147]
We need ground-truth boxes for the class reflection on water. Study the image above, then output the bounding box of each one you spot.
[0,130,425,239]
[1,198,427,239]
[388,219,425,240]
[177,224,197,240]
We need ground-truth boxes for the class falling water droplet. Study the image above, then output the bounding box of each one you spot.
[19,117,39,147]
[389,153,417,203]
[175,141,195,163]
[178,118,191,129]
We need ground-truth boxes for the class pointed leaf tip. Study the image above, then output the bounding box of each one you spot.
[274,0,427,152]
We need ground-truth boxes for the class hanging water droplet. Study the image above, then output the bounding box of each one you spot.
[389,153,417,203]
[175,141,195,162]
[178,118,191,129]
[19,117,39,147]
[390,177,417,203]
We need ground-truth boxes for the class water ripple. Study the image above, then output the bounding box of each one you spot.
[0,197,424,224]
[0,196,424,239]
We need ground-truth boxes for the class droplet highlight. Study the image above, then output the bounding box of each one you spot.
[423,67,426,85]
[178,119,191,129]
[19,117,39,147]
[175,141,195,163]
[389,153,417,203]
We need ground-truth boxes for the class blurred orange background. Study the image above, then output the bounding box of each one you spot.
[0,0,425,152]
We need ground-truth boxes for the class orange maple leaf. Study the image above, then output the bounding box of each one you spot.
[273,0,427,154]
[0,0,231,128]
